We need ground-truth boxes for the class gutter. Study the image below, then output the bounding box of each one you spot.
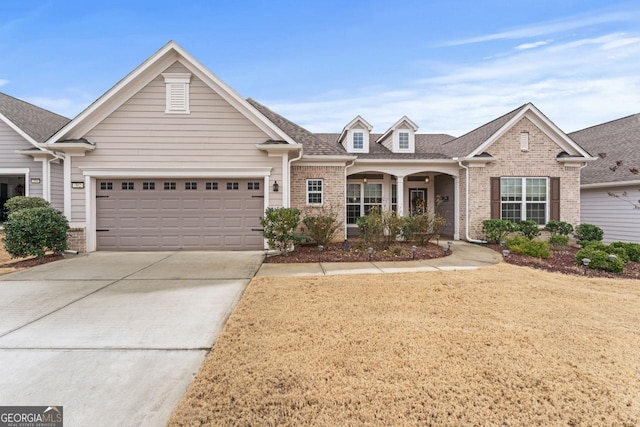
[456,158,487,244]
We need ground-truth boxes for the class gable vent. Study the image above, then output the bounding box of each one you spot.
[162,73,191,114]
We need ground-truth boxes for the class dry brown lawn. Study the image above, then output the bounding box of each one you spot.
[169,264,640,426]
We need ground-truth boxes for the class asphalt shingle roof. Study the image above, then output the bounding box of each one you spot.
[569,113,640,185]
[441,104,526,158]
[315,133,454,159]
[0,92,70,143]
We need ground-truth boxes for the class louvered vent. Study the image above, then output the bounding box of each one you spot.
[162,73,191,114]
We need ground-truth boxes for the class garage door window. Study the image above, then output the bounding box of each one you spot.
[100,182,113,190]
[122,182,134,190]
[206,182,218,190]
[185,182,197,190]
[164,182,176,190]
[227,182,239,190]
[143,182,155,190]
[247,182,260,190]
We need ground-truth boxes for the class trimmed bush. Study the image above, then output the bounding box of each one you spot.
[4,196,50,214]
[517,220,541,240]
[544,220,574,236]
[356,208,403,250]
[482,219,516,244]
[302,209,341,247]
[2,207,68,258]
[574,223,603,246]
[583,241,629,263]
[610,242,640,263]
[261,207,301,256]
[575,246,624,273]
[506,235,551,258]
[548,234,570,247]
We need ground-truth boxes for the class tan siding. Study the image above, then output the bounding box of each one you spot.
[581,186,640,243]
[465,117,581,239]
[50,161,64,211]
[0,121,42,197]
[69,61,283,222]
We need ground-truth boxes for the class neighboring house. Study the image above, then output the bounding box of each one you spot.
[1,41,595,251]
[570,114,640,243]
[0,93,69,221]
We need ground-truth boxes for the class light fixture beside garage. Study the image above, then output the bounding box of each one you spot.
[273,181,279,192]
[71,182,85,189]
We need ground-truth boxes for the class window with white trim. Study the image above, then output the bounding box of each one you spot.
[398,132,409,150]
[306,179,323,204]
[346,182,383,224]
[353,132,364,150]
[162,73,191,114]
[501,177,547,225]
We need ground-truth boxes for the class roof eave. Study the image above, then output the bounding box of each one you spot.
[581,179,640,189]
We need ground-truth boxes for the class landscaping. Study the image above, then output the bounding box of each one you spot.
[168,264,640,426]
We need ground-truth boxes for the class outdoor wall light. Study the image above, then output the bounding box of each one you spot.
[424,176,430,183]
[272,181,279,192]
[363,175,368,183]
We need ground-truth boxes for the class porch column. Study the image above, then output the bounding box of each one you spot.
[453,175,460,240]
[396,175,405,216]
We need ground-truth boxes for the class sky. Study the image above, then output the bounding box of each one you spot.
[1,0,639,136]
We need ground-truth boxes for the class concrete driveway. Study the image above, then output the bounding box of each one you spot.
[0,251,263,426]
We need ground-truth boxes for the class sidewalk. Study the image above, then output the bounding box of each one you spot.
[256,240,502,277]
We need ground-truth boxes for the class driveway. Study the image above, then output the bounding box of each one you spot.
[0,251,263,426]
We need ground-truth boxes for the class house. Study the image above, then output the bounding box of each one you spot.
[1,41,595,252]
[0,93,69,221]
[570,114,640,243]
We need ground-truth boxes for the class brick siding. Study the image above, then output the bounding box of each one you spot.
[67,227,86,253]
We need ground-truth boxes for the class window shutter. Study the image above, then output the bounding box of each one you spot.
[550,177,560,221]
[490,177,500,219]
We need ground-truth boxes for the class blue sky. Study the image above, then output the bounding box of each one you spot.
[1,0,639,135]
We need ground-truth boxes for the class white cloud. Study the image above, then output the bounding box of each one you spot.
[0,79,8,87]
[516,40,551,50]
[264,32,640,135]
[24,96,89,119]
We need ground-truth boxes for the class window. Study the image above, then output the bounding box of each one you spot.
[391,184,397,212]
[185,182,197,190]
[121,182,134,190]
[520,132,529,151]
[162,73,191,114]
[164,182,176,190]
[248,182,260,190]
[226,182,239,190]
[306,179,323,204]
[205,182,218,190]
[100,182,113,190]
[353,132,364,150]
[501,177,547,225]
[346,182,383,224]
[142,182,155,190]
[398,132,409,150]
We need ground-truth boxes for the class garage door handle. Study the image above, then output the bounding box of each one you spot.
[96,195,109,198]
[96,229,110,232]
[252,195,264,198]
[251,228,264,232]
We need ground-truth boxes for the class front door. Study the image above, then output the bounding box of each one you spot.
[409,188,426,216]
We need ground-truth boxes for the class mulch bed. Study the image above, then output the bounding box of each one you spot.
[264,240,449,263]
[488,244,640,280]
[0,253,64,269]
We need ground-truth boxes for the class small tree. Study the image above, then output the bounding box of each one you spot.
[3,207,68,258]
[260,207,301,256]
[302,206,341,247]
[356,207,404,250]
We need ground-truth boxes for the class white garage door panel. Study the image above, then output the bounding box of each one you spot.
[96,179,264,250]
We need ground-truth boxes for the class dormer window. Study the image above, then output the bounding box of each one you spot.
[398,132,409,150]
[353,132,364,150]
[162,72,191,114]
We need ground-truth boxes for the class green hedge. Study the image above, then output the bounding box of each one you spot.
[2,207,68,258]
[506,235,551,258]
[575,245,624,273]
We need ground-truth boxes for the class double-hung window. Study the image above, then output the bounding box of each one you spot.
[307,179,323,204]
[501,177,547,225]
[353,132,364,150]
[398,132,409,150]
[346,182,383,224]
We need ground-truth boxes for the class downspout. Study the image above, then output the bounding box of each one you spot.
[343,159,357,239]
[286,147,303,208]
[457,159,487,244]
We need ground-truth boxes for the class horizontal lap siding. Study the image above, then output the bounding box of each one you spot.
[69,61,283,223]
[0,122,42,197]
[50,162,64,211]
[581,186,640,243]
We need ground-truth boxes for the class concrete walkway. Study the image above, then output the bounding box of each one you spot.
[257,240,501,277]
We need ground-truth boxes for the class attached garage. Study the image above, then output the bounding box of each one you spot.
[96,178,264,250]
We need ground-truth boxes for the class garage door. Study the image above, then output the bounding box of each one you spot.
[96,179,264,250]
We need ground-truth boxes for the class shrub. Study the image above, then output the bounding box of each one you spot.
[544,220,574,236]
[583,241,629,263]
[548,234,570,247]
[2,207,68,258]
[481,219,516,244]
[402,204,446,247]
[4,196,50,214]
[260,207,301,256]
[610,242,640,263]
[356,208,403,250]
[575,246,624,273]
[302,208,341,247]
[574,223,603,246]
[506,235,551,258]
[517,220,541,240]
